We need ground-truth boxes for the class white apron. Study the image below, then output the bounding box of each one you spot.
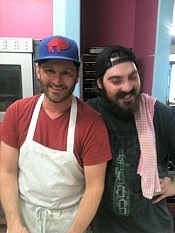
[16,94,86,233]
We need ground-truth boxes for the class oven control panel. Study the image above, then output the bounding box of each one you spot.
[0,38,33,53]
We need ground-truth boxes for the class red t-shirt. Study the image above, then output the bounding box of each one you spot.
[1,95,111,166]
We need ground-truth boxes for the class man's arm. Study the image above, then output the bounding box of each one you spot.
[0,141,28,233]
[68,162,107,233]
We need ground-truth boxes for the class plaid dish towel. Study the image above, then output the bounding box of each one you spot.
[134,93,161,199]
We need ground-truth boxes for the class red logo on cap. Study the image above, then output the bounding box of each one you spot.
[47,37,69,53]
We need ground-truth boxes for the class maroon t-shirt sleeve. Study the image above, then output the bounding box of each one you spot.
[80,115,112,166]
[1,96,39,148]
[1,103,19,148]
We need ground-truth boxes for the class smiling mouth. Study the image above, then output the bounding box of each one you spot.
[50,85,65,92]
[122,94,134,101]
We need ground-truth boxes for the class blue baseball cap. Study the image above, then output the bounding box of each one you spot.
[34,35,80,65]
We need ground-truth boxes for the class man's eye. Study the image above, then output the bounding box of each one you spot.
[62,71,68,75]
[62,70,72,76]
[45,69,55,74]
[128,75,138,81]
[110,79,122,84]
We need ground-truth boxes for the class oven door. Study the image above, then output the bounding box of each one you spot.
[0,52,34,122]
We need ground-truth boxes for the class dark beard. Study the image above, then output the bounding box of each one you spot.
[101,88,141,118]
[39,79,76,103]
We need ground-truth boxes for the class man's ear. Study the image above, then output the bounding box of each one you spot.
[35,63,41,80]
[97,78,103,89]
[76,70,80,84]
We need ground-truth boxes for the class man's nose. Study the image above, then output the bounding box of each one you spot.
[121,80,132,92]
[54,73,64,83]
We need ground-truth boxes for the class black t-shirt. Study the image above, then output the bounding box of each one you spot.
[87,96,175,233]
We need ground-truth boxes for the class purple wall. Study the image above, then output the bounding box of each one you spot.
[134,0,159,94]
[81,0,136,51]
[81,0,159,94]
[0,0,53,39]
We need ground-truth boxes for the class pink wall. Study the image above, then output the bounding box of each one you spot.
[0,0,53,39]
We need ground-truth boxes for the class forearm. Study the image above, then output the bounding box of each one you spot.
[68,184,104,233]
[0,171,22,228]
[153,177,175,204]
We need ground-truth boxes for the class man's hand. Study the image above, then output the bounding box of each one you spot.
[152,177,175,204]
[7,222,29,233]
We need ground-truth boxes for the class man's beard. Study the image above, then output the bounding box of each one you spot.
[39,79,76,103]
[101,87,141,118]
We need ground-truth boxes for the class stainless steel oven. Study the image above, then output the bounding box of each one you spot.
[0,38,34,122]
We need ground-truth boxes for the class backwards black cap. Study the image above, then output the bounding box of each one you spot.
[96,45,137,77]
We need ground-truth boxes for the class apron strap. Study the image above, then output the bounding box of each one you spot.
[35,207,52,233]
[67,96,77,152]
[26,94,44,141]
